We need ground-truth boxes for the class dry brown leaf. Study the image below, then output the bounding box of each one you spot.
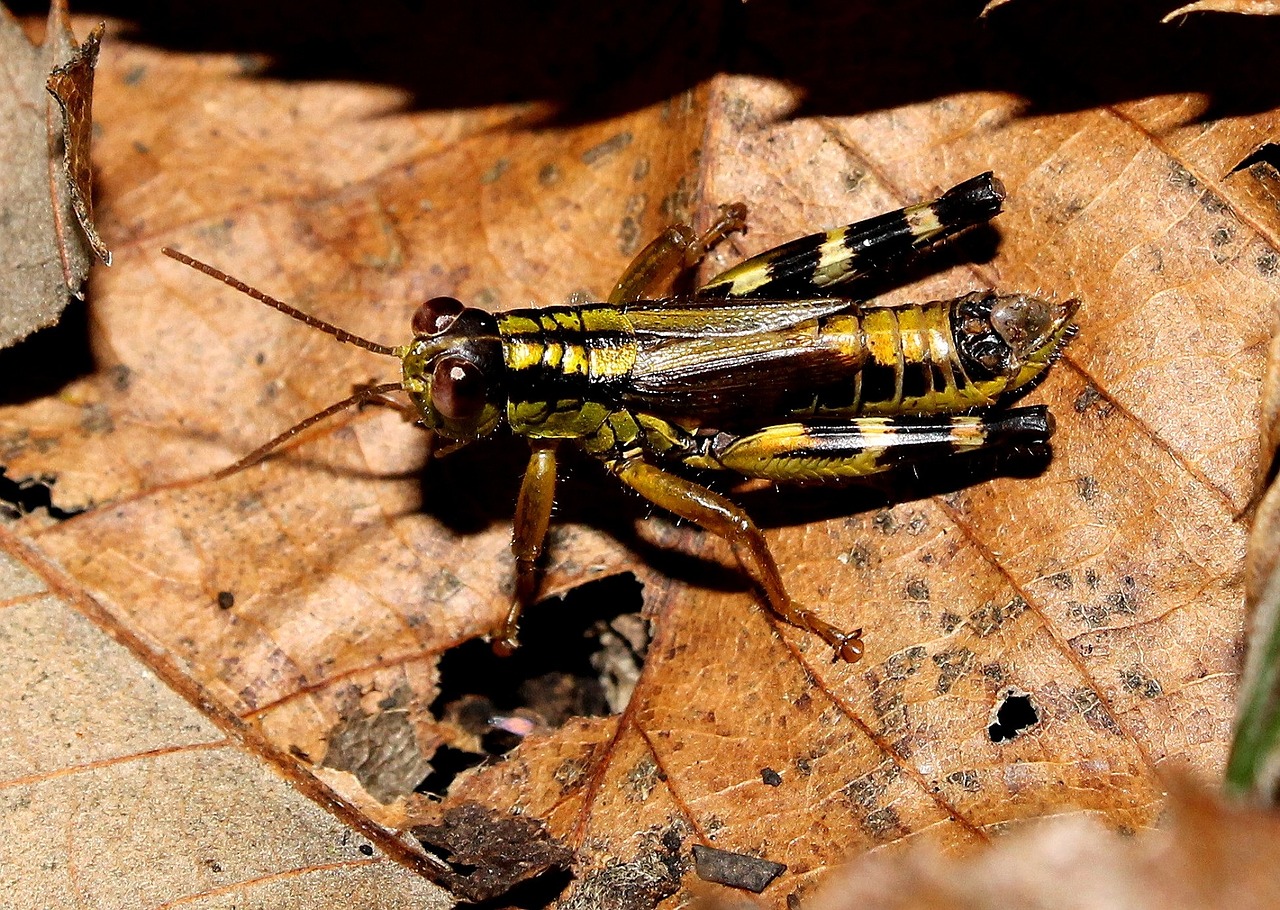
[806,785,1280,910]
[1164,0,1280,19]
[983,0,1280,17]
[0,4,104,348]
[2,3,1278,908]
[0,530,449,908]
[46,19,112,268]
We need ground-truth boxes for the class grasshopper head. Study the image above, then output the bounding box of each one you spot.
[400,297,506,444]
[952,291,1079,393]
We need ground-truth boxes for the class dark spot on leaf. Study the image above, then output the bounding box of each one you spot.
[78,407,112,435]
[988,690,1038,742]
[624,757,664,802]
[553,755,594,795]
[358,843,374,856]
[932,648,975,694]
[1257,251,1279,276]
[883,645,927,681]
[1167,160,1199,192]
[869,688,907,738]
[480,158,509,184]
[109,364,133,391]
[1073,688,1122,735]
[1120,666,1164,699]
[1199,192,1230,215]
[322,691,433,803]
[860,806,908,843]
[1076,475,1099,501]
[872,509,898,534]
[969,597,1027,636]
[560,827,685,910]
[581,131,633,166]
[843,544,871,568]
[1073,386,1115,420]
[537,162,560,186]
[1049,572,1073,590]
[945,769,981,792]
[939,611,963,633]
[619,215,642,256]
[692,844,786,893]
[905,578,930,601]
[761,767,782,786]
[412,803,573,904]
[216,591,235,610]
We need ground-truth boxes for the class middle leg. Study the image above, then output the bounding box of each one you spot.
[494,441,560,654]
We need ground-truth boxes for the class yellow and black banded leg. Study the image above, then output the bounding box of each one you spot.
[495,441,559,654]
[610,457,863,662]
[608,203,748,305]
[697,172,1006,300]
[706,407,1054,483]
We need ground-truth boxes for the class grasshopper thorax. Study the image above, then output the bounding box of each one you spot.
[400,297,506,442]
[951,291,1079,392]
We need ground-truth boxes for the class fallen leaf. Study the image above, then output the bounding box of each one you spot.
[1,3,1276,908]
[806,784,1280,910]
[46,19,112,267]
[0,4,104,348]
[982,0,1280,18]
[0,529,450,908]
[410,802,574,902]
[1164,0,1280,20]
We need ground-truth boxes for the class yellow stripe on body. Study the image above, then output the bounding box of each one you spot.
[858,307,904,414]
[506,337,544,371]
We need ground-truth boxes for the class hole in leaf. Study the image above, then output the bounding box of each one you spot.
[464,867,574,910]
[987,690,1038,742]
[423,573,648,796]
[1231,142,1280,175]
[0,468,85,521]
[417,745,489,799]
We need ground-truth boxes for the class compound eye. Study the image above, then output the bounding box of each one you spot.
[413,296,464,335]
[431,355,486,420]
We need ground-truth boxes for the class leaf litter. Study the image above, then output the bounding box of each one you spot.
[0,3,109,349]
[3,3,1280,907]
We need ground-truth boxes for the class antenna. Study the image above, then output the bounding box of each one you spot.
[161,247,401,357]
[211,381,407,479]
[161,247,414,478]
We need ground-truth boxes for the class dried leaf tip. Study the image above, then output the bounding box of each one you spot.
[46,21,111,268]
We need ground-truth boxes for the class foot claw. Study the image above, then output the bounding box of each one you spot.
[490,630,519,657]
[830,628,864,664]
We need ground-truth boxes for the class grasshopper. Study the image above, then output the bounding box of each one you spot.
[164,172,1077,663]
